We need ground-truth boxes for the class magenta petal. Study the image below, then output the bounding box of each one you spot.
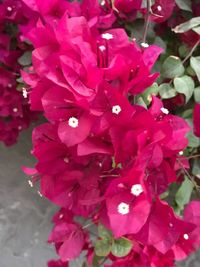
[58,114,93,147]
[59,229,84,261]
[194,104,200,137]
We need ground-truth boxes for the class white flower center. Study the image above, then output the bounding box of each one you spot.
[179,151,184,156]
[101,0,105,6]
[23,89,28,98]
[161,107,169,115]
[112,105,121,115]
[117,202,130,215]
[102,33,113,40]
[141,42,149,48]
[7,6,12,11]
[131,184,143,196]
[99,45,106,51]
[183,234,189,240]
[68,117,79,128]
[13,108,18,113]
[157,5,162,11]
[28,180,33,187]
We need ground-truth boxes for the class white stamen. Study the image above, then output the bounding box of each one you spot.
[141,42,149,48]
[37,191,43,197]
[64,157,69,163]
[118,183,125,188]
[13,108,18,113]
[22,89,28,98]
[101,0,105,6]
[99,45,106,51]
[117,202,130,215]
[183,234,189,240]
[131,184,143,196]
[68,117,79,128]
[102,33,113,40]
[179,151,184,156]
[157,5,162,11]
[59,214,64,219]
[112,105,121,115]
[28,180,33,187]
[161,107,169,115]
[7,6,12,11]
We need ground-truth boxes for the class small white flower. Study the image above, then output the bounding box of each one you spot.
[102,33,113,40]
[37,191,43,197]
[22,89,28,98]
[59,214,64,219]
[141,42,149,48]
[13,108,18,113]
[131,184,143,196]
[7,6,12,11]
[161,107,169,115]
[157,5,162,11]
[101,0,105,6]
[179,151,184,156]
[28,180,33,187]
[183,234,189,240]
[99,45,106,51]
[68,117,79,128]
[117,202,130,215]
[112,105,121,115]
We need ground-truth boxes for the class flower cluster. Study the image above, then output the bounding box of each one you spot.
[20,0,200,266]
[0,0,37,145]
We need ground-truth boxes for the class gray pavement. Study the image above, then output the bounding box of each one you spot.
[0,127,199,267]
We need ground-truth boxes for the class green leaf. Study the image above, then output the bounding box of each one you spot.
[18,51,32,66]
[194,87,200,103]
[95,239,111,257]
[193,26,200,34]
[190,57,200,82]
[175,178,194,210]
[82,262,88,267]
[161,56,185,79]
[175,0,192,12]
[172,17,200,33]
[174,75,194,103]
[141,83,159,105]
[111,238,133,258]
[92,255,100,267]
[159,83,177,99]
[98,224,113,240]
[187,131,200,148]
[192,159,200,178]
[136,96,147,108]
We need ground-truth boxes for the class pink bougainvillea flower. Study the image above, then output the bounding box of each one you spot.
[105,170,151,237]
[114,0,142,13]
[150,0,175,23]
[48,220,85,261]
[134,198,194,254]
[172,201,200,261]
[48,260,68,267]
[194,104,200,138]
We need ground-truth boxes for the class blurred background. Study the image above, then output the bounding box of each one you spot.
[0,128,199,267]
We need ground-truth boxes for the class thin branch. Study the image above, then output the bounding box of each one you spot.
[182,39,200,64]
[142,0,152,44]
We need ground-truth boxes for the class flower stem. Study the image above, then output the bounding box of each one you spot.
[182,39,200,65]
[142,0,152,43]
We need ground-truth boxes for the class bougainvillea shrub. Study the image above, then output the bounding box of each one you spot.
[1,0,200,266]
